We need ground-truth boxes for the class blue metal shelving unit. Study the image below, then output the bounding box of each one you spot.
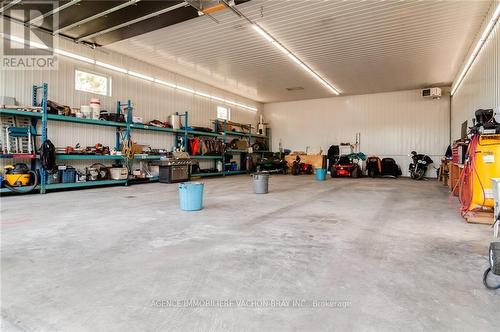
[212,119,270,177]
[0,84,268,194]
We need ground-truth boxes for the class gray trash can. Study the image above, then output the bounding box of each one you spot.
[253,173,269,194]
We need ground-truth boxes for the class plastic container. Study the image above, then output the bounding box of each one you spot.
[110,167,128,180]
[59,167,76,183]
[179,182,204,211]
[80,105,91,118]
[253,173,269,194]
[315,168,327,181]
[90,98,101,119]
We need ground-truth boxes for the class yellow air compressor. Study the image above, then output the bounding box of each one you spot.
[470,134,500,210]
[4,163,31,186]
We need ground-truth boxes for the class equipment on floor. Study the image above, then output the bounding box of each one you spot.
[473,109,500,135]
[291,155,313,175]
[409,151,433,180]
[3,163,39,194]
[366,156,382,177]
[331,155,362,178]
[156,155,192,183]
[327,145,340,172]
[457,133,500,215]
[4,163,31,186]
[254,152,287,174]
[483,242,500,290]
[381,158,402,178]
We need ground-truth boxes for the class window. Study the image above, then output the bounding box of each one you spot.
[75,69,111,96]
[217,106,230,121]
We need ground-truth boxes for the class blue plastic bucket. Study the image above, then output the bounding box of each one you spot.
[315,168,327,181]
[179,182,204,211]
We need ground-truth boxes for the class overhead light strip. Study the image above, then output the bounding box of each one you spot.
[252,24,340,95]
[1,33,257,112]
[451,2,500,96]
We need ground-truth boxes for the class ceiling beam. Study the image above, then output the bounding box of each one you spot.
[26,0,81,26]
[53,0,141,35]
[0,0,22,14]
[76,1,188,43]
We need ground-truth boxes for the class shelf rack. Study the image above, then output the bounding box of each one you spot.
[206,120,270,176]
[0,83,267,194]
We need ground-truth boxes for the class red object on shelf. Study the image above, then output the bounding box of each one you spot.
[0,153,36,159]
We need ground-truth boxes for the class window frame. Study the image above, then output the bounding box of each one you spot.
[217,106,230,121]
[74,68,112,96]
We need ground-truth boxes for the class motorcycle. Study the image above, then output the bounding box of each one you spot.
[409,151,433,180]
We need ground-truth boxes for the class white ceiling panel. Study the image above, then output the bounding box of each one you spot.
[106,0,493,102]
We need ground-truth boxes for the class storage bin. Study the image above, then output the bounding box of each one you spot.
[110,167,128,180]
[253,173,269,194]
[315,168,327,181]
[59,167,76,183]
[179,182,204,211]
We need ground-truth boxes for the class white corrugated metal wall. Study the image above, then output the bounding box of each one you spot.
[264,89,450,177]
[0,36,261,170]
[451,1,499,140]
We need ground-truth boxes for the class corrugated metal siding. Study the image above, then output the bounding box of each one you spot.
[0,36,260,170]
[264,89,450,177]
[451,1,499,140]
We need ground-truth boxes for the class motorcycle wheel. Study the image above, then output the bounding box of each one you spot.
[306,165,313,175]
[369,169,375,178]
[415,168,426,180]
[291,163,300,176]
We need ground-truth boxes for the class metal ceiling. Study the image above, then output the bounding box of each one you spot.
[105,0,493,103]
[1,1,248,46]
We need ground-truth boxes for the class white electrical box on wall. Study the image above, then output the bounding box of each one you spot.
[421,87,442,99]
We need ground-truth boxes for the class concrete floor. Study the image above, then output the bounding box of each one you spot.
[1,176,499,331]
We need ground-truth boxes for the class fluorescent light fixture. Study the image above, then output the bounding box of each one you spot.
[96,61,127,74]
[54,48,95,64]
[154,79,176,88]
[252,25,273,42]
[252,23,340,95]
[195,91,212,99]
[177,85,195,94]
[211,96,225,102]
[451,2,500,96]
[128,71,154,82]
[2,33,48,50]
